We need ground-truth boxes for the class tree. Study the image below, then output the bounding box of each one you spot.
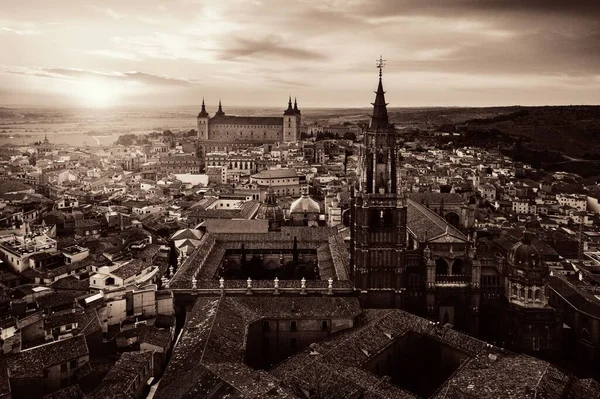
[343,132,356,141]
[168,240,179,270]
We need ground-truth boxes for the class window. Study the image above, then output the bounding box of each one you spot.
[321,320,328,331]
[70,359,77,369]
[61,363,68,372]
[290,320,297,331]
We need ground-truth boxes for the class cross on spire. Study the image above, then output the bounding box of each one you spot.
[376,55,386,78]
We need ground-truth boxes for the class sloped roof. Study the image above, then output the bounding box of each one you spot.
[156,296,362,399]
[406,199,468,242]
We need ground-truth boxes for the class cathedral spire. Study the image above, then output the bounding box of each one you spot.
[293,97,300,113]
[370,55,390,131]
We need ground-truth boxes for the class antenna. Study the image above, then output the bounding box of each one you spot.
[376,55,386,78]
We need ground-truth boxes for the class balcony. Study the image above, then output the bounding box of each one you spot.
[435,274,470,288]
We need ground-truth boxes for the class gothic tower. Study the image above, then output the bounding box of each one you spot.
[351,57,409,307]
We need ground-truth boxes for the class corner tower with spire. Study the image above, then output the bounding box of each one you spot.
[351,56,411,308]
[197,99,209,141]
[283,95,300,143]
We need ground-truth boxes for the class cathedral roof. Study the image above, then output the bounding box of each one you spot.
[406,199,468,242]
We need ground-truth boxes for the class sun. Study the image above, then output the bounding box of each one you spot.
[76,78,122,108]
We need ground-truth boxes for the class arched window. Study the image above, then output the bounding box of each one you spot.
[534,289,541,301]
[528,288,533,300]
[519,287,525,298]
[452,258,465,275]
[436,258,449,275]
[512,285,517,297]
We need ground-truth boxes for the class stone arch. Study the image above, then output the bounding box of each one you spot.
[519,287,525,298]
[512,284,517,296]
[436,258,449,275]
[452,258,465,275]
[444,212,460,228]
[534,289,541,301]
[263,259,279,270]
[528,288,533,300]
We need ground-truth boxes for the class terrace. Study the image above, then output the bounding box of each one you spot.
[0,233,57,256]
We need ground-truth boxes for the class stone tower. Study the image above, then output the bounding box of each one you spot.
[351,57,409,307]
[504,231,561,357]
[196,99,209,141]
[283,96,299,143]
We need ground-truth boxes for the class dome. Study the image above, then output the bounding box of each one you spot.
[290,192,320,214]
[256,187,284,224]
[509,233,542,269]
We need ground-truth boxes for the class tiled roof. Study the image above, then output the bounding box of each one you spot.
[252,169,298,179]
[0,180,31,194]
[156,296,361,399]
[41,384,85,399]
[406,199,468,242]
[88,351,154,399]
[111,259,152,280]
[8,335,88,378]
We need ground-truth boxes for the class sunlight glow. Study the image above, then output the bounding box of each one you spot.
[76,78,122,108]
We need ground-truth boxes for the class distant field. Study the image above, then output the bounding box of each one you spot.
[0,106,598,152]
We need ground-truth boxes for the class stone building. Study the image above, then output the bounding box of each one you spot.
[196,97,301,162]
[350,62,421,308]
[504,233,562,357]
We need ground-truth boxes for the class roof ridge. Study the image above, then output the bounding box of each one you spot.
[199,295,224,364]
[290,310,396,373]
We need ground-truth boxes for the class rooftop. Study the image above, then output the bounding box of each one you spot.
[8,335,88,379]
[252,169,298,179]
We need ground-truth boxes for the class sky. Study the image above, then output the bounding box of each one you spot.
[1,0,599,108]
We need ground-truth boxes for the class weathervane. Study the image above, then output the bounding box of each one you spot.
[376,55,386,78]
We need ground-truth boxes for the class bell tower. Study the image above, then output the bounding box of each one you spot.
[351,57,408,307]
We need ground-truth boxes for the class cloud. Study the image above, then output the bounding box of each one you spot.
[343,0,600,20]
[86,49,141,60]
[1,26,40,35]
[2,67,194,86]
[220,35,327,61]
[91,6,124,20]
